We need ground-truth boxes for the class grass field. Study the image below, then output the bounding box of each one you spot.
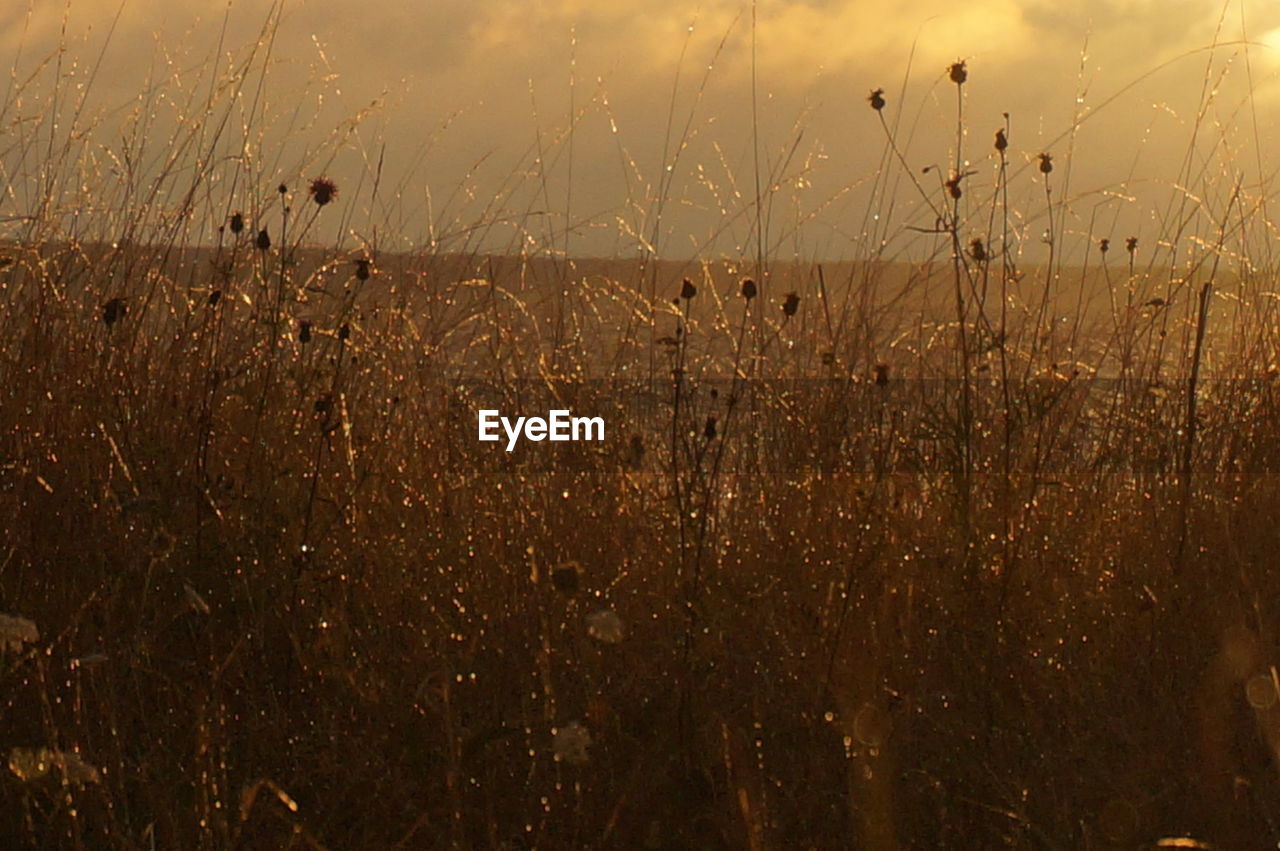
[3,9,1280,849]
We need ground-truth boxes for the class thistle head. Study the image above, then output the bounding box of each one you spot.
[309,177,337,207]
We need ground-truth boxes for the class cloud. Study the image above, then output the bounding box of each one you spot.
[5,0,1280,258]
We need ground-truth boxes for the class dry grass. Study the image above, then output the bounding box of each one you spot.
[3,11,1280,850]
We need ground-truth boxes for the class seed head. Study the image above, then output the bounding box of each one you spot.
[949,60,967,85]
[782,291,800,317]
[338,322,350,341]
[309,177,337,207]
[256,229,271,251]
[1038,153,1053,174]
[868,88,886,111]
[680,278,697,300]
[298,319,312,344]
[1126,236,1138,255]
[209,289,222,307]
[994,128,1008,152]
[703,415,718,440]
[102,298,126,326]
[355,258,371,281]
[278,183,288,196]
[969,237,987,263]
[874,363,890,387]
[741,278,757,299]
[1099,238,1110,254]
[945,174,962,200]
[229,212,244,234]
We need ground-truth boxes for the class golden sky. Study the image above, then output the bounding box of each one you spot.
[5,1,1280,260]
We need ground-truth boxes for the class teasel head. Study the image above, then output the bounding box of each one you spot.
[355,258,371,281]
[1126,236,1138,255]
[256,228,271,251]
[868,88,886,111]
[741,278,757,300]
[945,174,963,200]
[782,291,800,317]
[1038,152,1053,174]
[680,278,697,300]
[229,211,245,234]
[948,60,967,85]
[994,128,1008,153]
[1099,238,1110,255]
[309,177,337,207]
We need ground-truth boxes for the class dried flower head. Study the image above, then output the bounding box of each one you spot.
[949,60,967,85]
[298,320,312,344]
[782,291,800,317]
[309,177,337,207]
[355,258,371,281]
[874,363,890,387]
[945,174,963,200]
[209,289,222,307]
[586,608,625,644]
[256,229,271,251]
[1099,238,1110,254]
[968,238,987,263]
[1126,236,1139,254]
[1038,153,1053,174]
[229,212,245,234]
[680,278,697,300]
[0,614,38,654]
[704,415,718,440]
[102,298,126,326]
[868,88,886,111]
[741,278,757,299]
[278,183,288,195]
[994,128,1008,152]
[338,322,351,341]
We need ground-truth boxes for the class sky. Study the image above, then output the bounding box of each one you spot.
[5,1,1280,261]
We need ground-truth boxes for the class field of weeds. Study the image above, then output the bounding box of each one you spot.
[3,8,1280,850]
